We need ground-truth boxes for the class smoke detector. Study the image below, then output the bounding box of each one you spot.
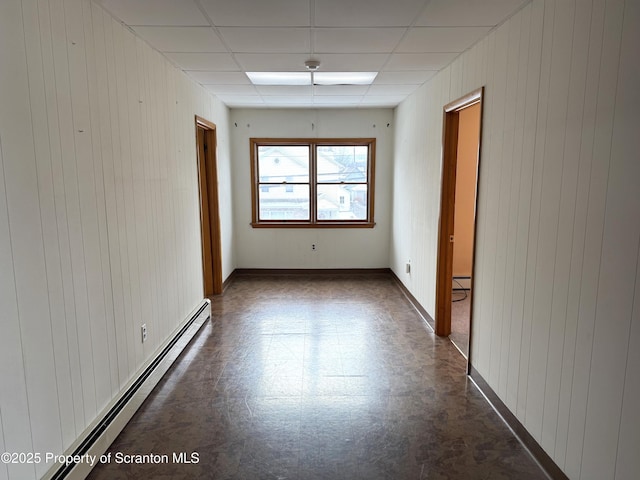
[305,60,320,71]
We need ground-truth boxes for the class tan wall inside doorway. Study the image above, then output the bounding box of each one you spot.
[452,103,480,278]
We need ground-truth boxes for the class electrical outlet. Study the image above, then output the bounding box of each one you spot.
[312,244,316,251]
[141,324,147,343]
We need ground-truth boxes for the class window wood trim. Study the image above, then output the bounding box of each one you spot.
[250,138,376,228]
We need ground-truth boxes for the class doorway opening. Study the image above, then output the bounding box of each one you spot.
[195,116,222,296]
[435,88,483,367]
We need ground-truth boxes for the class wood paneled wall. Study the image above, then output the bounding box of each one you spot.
[391,0,639,478]
[0,1,232,478]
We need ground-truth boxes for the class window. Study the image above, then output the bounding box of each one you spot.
[250,138,376,228]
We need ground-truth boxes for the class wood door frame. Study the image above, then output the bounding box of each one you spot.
[435,88,483,369]
[195,116,222,296]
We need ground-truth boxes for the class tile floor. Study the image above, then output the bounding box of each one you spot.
[450,291,471,358]
[87,273,548,480]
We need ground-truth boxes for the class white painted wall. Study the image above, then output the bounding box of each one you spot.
[391,0,639,479]
[0,1,233,478]
[230,109,393,269]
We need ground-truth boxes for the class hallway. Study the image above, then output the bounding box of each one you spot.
[88,273,547,479]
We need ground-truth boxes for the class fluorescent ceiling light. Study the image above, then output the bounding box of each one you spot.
[313,72,378,85]
[246,72,310,85]
[246,71,379,86]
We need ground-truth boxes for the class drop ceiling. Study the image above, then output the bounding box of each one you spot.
[97,0,528,108]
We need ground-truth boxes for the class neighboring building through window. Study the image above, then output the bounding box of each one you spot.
[250,138,376,227]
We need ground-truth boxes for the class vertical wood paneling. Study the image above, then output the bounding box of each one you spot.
[158,61,173,336]
[23,0,78,452]
[51,0,97,425]
[89,1,120,394]
[125,28,147,369]
[110,14,135,386]
[135,36,155,357]
[167,67,184,318]
[581,0,633,476]
[74,0,113,411]
[517,0,549,428]
[82,0,118,402]
[0,410,6,480]
[552,0,595,468]
[496,13,521,399]
[0,0,62,471]
[564,0,616,475]
[512,0,544,421]
[391,0,637,478]
[66,0,109,421]
[105,15,127,378]
[612,4,640,477]
[505,3,532,411]
[1,1,231,476]
[145,46,162,350]
[474,28,497,375]
[155,52,171,342]
[615,245,640,480]
[525,2,558,441]
[486,22,510,389]
[119,27,143,374]
[529,0,574,449]
[560,0,607,475]
[41,0,85,434]
[0,133,34,480]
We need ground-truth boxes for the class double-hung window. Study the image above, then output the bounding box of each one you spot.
[250,138,375,228]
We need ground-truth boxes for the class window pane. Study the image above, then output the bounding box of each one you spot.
[317,184,368,220]
[317,146,368,183]
[259,185,310,220]
[258,146,309,183]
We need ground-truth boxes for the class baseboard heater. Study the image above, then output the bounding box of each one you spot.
[45,300,211,480]
[453,276,471,290]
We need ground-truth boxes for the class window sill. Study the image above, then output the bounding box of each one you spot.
[250,221,376,229]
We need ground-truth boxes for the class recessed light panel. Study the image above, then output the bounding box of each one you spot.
[246,72,311,85]
[313,72,378,85]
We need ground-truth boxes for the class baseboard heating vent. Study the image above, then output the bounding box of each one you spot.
[46,300,210,480]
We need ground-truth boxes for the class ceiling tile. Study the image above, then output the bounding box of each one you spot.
[415,0,528,27]
[313,96,363,105]
[366,84,419,95]
[165,53,239,71]
[384,53,458,71]
[187,71,251,84]
[263,96,315,106]
[373,71,436,84]
[218,28,310,53]
[256,85,313,96]
[132,27,226,52]
[98,0,209,26]
[314,0,426,27]
[235,53,312,71]
[314,85,369,96]
[360,95,406,106]
[397,27,491,53]
[216,95,265,107]
[313,28,406,53]
[200,0,310,26]
[100,0,505,109]
[204,85,259,95]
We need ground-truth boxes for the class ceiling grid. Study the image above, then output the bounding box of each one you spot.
[97,0,529,108]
